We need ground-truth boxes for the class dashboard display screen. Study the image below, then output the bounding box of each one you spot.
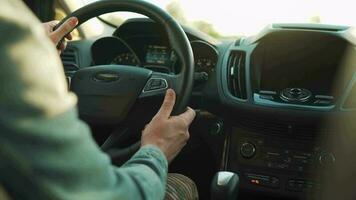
[145,45,170,65]
[258,35,348,96]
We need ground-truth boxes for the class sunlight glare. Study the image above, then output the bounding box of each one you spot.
[84,0,356,37]
[150,0,356,36]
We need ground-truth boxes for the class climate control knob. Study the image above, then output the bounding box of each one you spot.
[240,142,256,159]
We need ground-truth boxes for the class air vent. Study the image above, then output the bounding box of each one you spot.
[227,51,247,99]
[60,47,79,73]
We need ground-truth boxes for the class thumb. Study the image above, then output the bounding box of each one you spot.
[156,89,176,118]
[51,17,78,44]
[177,107,196,126]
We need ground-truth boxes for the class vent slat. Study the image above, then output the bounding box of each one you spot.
[227,51,247,99]
[60,47,79,73]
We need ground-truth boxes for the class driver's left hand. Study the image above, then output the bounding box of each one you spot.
[42,17,78,53]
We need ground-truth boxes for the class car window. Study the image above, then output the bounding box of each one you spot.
[81,0,356,38]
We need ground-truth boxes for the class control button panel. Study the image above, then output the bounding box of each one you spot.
[286,179,320,192]
[280,88,312,103]
[263,149,314,173]
[245,173,280,188]
[238,139,335,173]
[143,78,168,92]
[255,90,334,107]
[232,133,332,195]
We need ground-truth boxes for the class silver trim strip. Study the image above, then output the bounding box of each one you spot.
[142,78,168,93]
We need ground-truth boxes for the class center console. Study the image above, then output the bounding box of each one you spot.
[226,126,335,198]
[225,34,344,197]
[213,24,356,199]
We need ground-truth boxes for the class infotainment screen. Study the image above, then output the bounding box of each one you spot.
[258,34,348,96]
[145,45,170,65]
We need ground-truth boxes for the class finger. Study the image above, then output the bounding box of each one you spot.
[60,41,67,51]
[49,20,60,28]
[51,17,78,44]
[156,89,176,118]
[177,107,196,126]
[65,32,73,40]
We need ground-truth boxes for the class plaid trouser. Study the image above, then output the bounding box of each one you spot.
[0,174,200,200]
[165,173,199,200]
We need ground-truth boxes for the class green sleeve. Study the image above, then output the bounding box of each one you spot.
[1,109,168,200]
[1,110,167,199]
[0,0,168,199]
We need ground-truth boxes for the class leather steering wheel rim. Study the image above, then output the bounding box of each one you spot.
[57,0,194,115]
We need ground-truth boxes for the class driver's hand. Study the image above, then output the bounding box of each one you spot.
[141,89,196,163]
[42,17,78,54]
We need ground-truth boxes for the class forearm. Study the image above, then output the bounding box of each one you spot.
[119,145,168,199]
[1,108,167,200]
[0,1,170,199]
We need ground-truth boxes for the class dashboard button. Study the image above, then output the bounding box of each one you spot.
[314,99,332,105]
[280,88,312,102]
[286,179,319,191]
[264,151,281,161]
[260,90,277,95]
[259,94,274,100]
[245,173,280,188]
[151,79,162,87]
[143,78,168,92]
[315,95,334,100]
[240,142,256,159]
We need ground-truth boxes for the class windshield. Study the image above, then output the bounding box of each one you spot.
[82,0,356,38]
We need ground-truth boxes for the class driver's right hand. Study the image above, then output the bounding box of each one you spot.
[141,89,196,163]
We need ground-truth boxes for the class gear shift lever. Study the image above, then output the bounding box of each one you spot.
[211,171,239,200]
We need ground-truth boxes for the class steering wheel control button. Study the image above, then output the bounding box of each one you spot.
[245,173,280,188]
[280,88,312,103]
[143,78,168,92]
[240,142,256,159]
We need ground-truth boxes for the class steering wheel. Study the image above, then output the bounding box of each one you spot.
[57,0,194,125]
[56,0,194,157]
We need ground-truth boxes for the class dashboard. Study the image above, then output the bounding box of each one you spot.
[61,19,356,199]
[90,19,218,76]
